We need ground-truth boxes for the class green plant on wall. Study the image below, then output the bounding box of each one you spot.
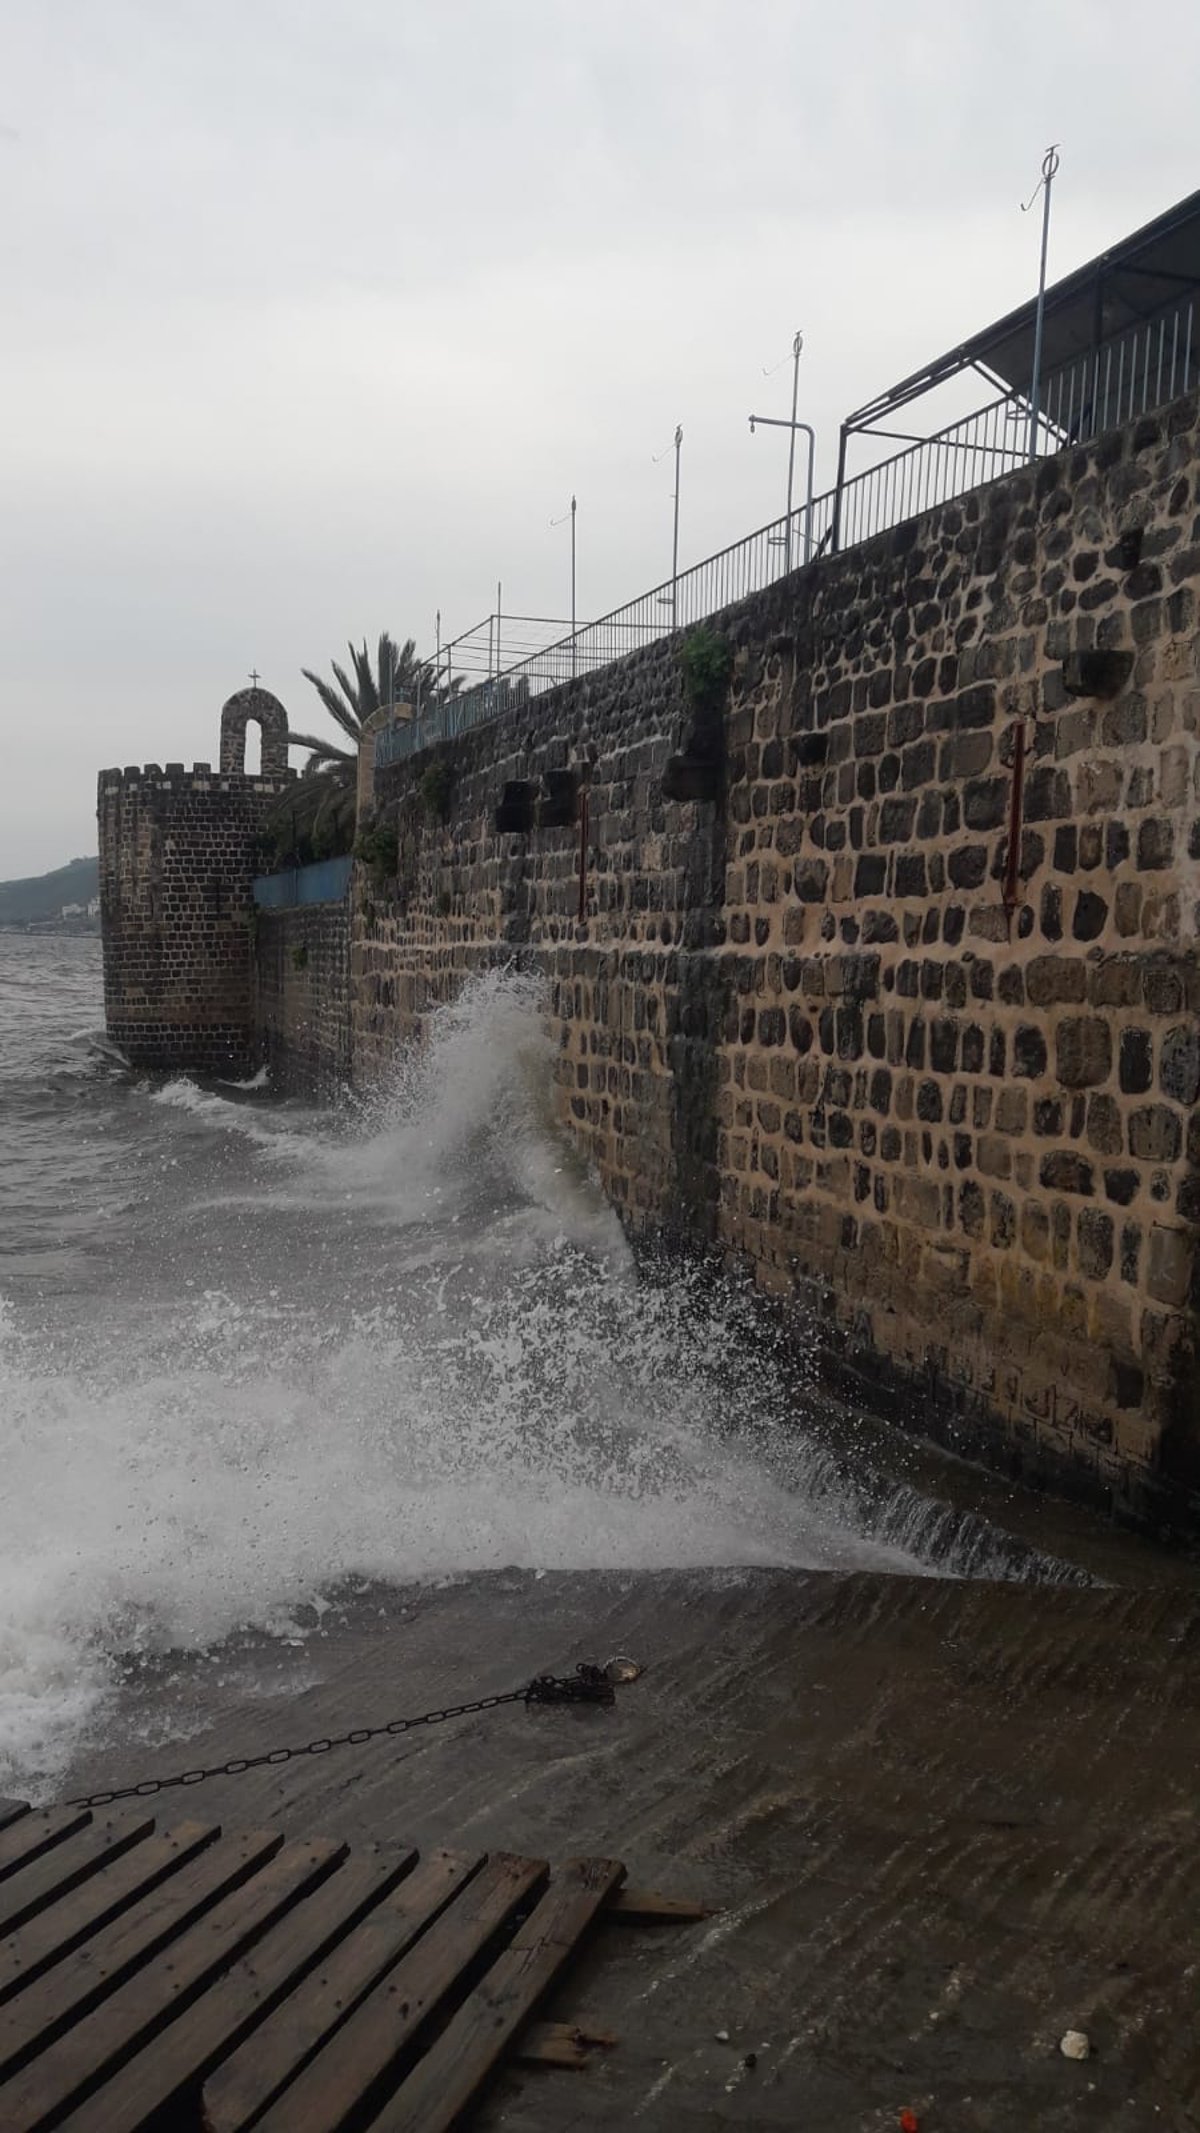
[291,940,309,970]
[419,758,455,823]
[354,820,400,887]
[678,625,733,714]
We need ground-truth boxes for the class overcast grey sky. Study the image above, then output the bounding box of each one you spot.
[2,0,1198,874]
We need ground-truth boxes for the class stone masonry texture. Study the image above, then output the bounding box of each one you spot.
[255,901,351,1097]
[98,691,294,1075]
[352,390,1200,1538]
[101,393,1200,1535]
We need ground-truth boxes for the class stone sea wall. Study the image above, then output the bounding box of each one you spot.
[352,389,1200,1534]
[255,900,352,1096]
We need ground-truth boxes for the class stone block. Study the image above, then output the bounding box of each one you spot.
[1072,890,1107,942]
[978,1134,1012,1178]
[895,1173,942,1230]
[1085,1095,1123,1155]
[853,712,887,757]
[902,740,937,790]
[1061,1015,1116,1083]
[1053,823,1078,872]
[1114,882,1143,936]
[794,859,829,902]
[1023,766,1072,822]
[1026,956,1087,1006]
[1136,817,1174,871]
[793,731,829,767]
[963,777,1008,831]
[1103,1167,1140,1206]
[1146,1224,1191,1306]
[880,796,918,842]
[1128,1105,1183,1163]
[1077,1208,1115,1279]
[1040,1151,1095,1194]
[1144,966,1184,1014]
[1012,1024,1047,1078]
[995,1087,1028,1135]
[1040,883,1063,940]
[1061,648,1134,698]
[1160,1024,1200,1106]
[953,684,996,728]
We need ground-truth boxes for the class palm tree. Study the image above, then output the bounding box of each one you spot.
[289,633,434,771]
[272,634,437,860]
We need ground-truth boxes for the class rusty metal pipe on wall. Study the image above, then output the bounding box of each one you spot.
[577,788,589,923]
[1002,715,1027,925]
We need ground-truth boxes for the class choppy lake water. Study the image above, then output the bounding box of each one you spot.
[1,932,1088,1800]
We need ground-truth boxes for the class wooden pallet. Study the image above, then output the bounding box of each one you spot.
[0,1797,697,2131]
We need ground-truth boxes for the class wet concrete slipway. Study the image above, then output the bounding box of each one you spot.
[5,942,1200,2130]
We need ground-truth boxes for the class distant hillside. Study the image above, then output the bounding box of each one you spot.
[0,856,99,926]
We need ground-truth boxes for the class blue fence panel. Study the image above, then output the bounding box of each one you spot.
[253,855,353,909]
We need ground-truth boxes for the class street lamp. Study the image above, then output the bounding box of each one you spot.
[1023,145,1061,463]
[749,331,814,571]
[551,495,578,672]
[653,425,683,625]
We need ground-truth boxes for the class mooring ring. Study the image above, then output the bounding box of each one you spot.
[604,1654,644,1685]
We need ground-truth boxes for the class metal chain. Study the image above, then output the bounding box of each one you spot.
[67,1663,627,1810]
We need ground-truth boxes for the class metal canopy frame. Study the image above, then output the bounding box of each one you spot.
[843,187,1200,438]
[827,187,1200,552]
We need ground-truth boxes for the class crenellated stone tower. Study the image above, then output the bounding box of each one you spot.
[98,687,294,1075]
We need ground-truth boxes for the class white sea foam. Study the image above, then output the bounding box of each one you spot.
[146,1075,316,1158]
[0,1259,908,1794]
[0,963,1064,1799]
[220,1065,272,1091]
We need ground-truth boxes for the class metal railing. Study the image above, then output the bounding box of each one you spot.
[435,608,575,690]
[374,292,1196,775]
[376,495,839,768]
[1039,293,1194,446]
[835,397,1030,550]
[836,293,1196,550]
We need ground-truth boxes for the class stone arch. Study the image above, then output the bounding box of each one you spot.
[220,687,289,778]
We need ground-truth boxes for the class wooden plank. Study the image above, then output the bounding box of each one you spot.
[251,1852,549,2133]
[0,1822,219,2008]
[63,1850,413,2133]
[606,1886,713,1923]
[373,1857,625,2133]
[0,1809,93,1885]
[0,1828,282,2080]
[0,1813,156,1939]
[204,1848,482,2133]
[0,1802,30,1834]
[2,1837,346,2133]
[514,2019,619,2068]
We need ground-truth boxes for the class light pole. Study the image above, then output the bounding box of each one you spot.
[749,408,814,574]
[671,424,682,619]
[551,495,577,671]
[653,425,683,625]
[1023,144,1061,463]
[750,332,814,571]
[785,331,802,561]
